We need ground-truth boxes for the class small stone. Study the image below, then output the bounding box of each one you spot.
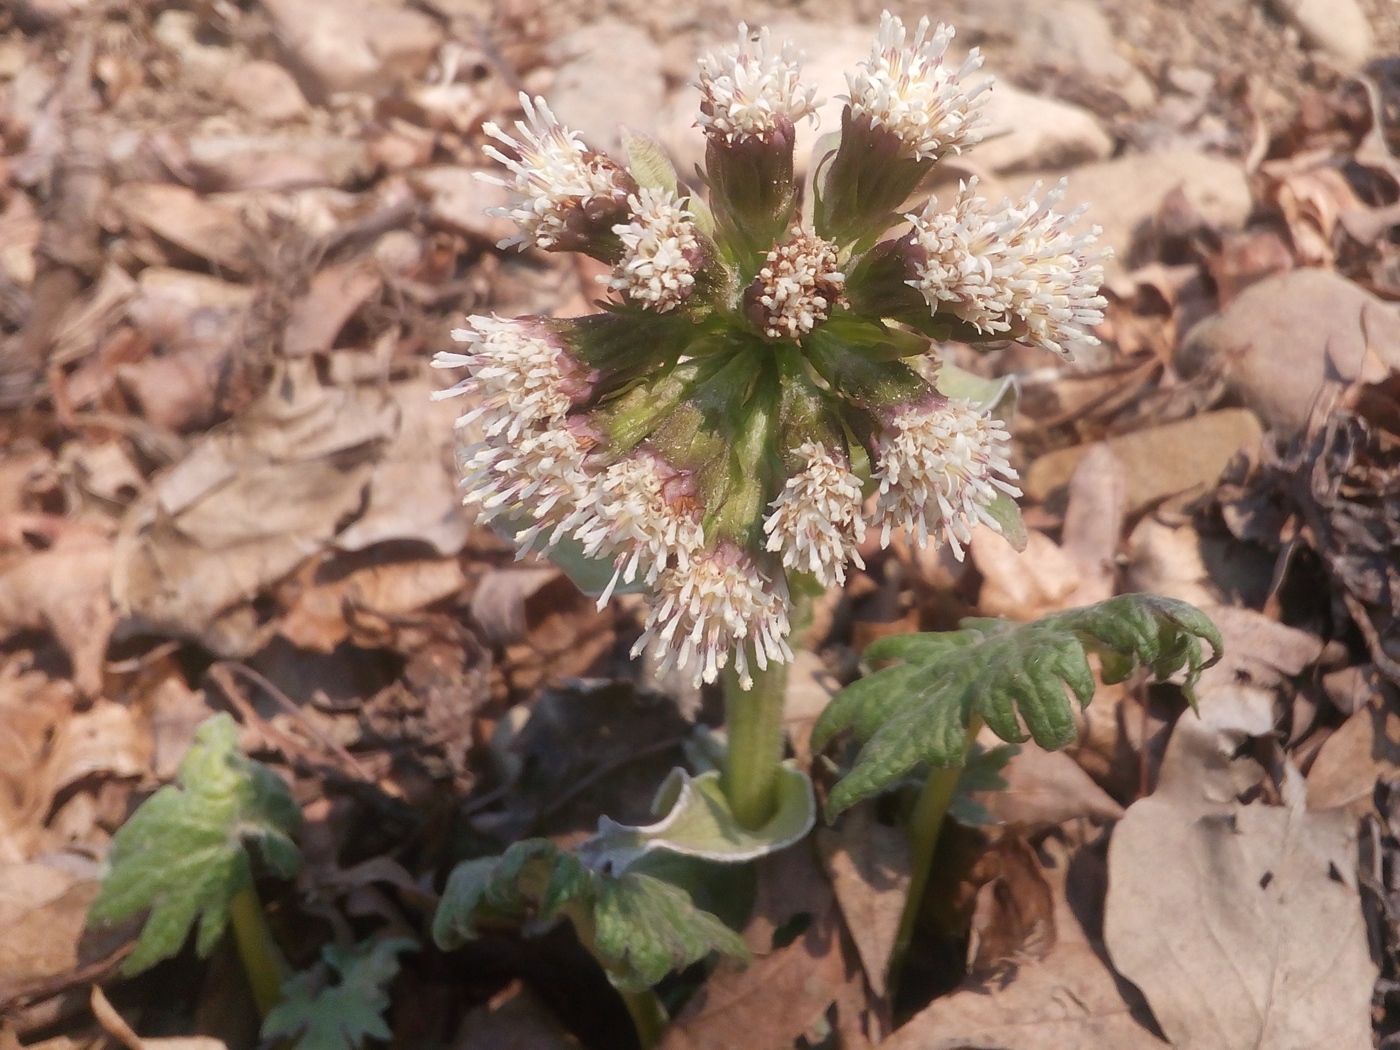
[976,84,1113,174]
[257,0,443,96]
[545,20,666,157]
[998,0,1156,114]
[1270,0,1375,73]
[223,60,308,122]
[1178,268,1400,437]
[1023,408,1264,512]
[1000,150,1252,277]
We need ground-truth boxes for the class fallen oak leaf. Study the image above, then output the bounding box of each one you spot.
[1103,714,1376,1050]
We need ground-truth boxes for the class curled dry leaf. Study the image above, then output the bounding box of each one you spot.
[0,523,115,697]
[110,359,399,655]
[885,836,1167,1050]
[972,527,1081,622]
[816,802,910,999]
[660,844,864,1050]
[1306,693,1400,817]
[973,737,1125,828]
[1104,714,1376,1050]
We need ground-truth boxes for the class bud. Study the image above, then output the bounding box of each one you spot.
[609,189,705,312]
[479,93,636,258]
[743,230,847,341]
[697,25,819,260]
[814,15,990,246]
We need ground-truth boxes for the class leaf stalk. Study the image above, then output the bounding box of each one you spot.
[888,713,983,998]
[228,885,290,1018]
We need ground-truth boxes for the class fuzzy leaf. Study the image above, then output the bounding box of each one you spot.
[816,594,1221,817]
[262,938,417,1050]
[621,128,678,195]
[576,764,815,872]
[433,839,748,992]
[88,714,301,974]
[932,360,1019,422]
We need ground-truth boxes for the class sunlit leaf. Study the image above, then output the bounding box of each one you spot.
[88,714,301,974]
[814,594,1221,817]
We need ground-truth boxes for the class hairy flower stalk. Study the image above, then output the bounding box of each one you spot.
[435,10,1106,849]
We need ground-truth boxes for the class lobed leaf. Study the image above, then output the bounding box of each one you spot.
[816,594,1222,817]
[433,838,748,992]
[261,937,417,1050]
[87,714,301,974]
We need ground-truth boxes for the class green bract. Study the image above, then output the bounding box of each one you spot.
[433,840,748,993]
[262,938,418,1050]
[88,714,301,975]
[815,594,1223,817]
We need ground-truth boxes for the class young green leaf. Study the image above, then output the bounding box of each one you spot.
[814,594,1221,817]
[87,714,301,975]
[576,764,815,872]
[433,839,748,992]
[261,937,417,1050]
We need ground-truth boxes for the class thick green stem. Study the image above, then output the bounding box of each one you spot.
[722,659,791,830]
[228,885,290,1018]
[888,713,983,997]
[620,987,669,1049]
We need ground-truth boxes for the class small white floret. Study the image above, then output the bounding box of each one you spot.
[763,441,866,587]
[697,23,820,144]
[609,189,701,312]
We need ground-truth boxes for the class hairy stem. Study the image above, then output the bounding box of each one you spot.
[621,987,669,1049]
[228,885,290,1018]
[722,659,791,830]
[888,713,983,998]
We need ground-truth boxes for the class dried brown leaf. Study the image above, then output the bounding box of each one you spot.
[885,837,1167,1050]
[1104,715,1376,1050]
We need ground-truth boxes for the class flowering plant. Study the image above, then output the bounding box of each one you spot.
[425,11,1216,1043]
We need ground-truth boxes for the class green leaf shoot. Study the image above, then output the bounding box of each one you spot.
[433,839,749,992]
[576,764,815,872]
[261,937,417,1050]
[814,594,1222,817]
[87,714,302,975]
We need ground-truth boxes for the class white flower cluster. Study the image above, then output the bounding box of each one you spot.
[750,231,847,340]
[908,179,1108,357]
[763,441,866,587]
[845,13,990,162]
[696,23,820,144]
[479,93,626,251]
[869,398,1021,559]
[609,189,701,312]
[636,544,793,690]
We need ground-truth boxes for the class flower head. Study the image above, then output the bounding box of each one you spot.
[845,13,989,162]
[433,317,595,441]
[745,230,847,340]
[459,418,599,554]
[609,189,701,312]
[908,179,1108,357]
[697,24,820,144]
[635,544,793,689]
[763,441,866,587]
[870,398,1020,559]
[480,93,634,252]
[572,453,706,605]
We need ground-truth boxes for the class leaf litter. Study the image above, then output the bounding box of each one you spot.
[2,0,1400,1048]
